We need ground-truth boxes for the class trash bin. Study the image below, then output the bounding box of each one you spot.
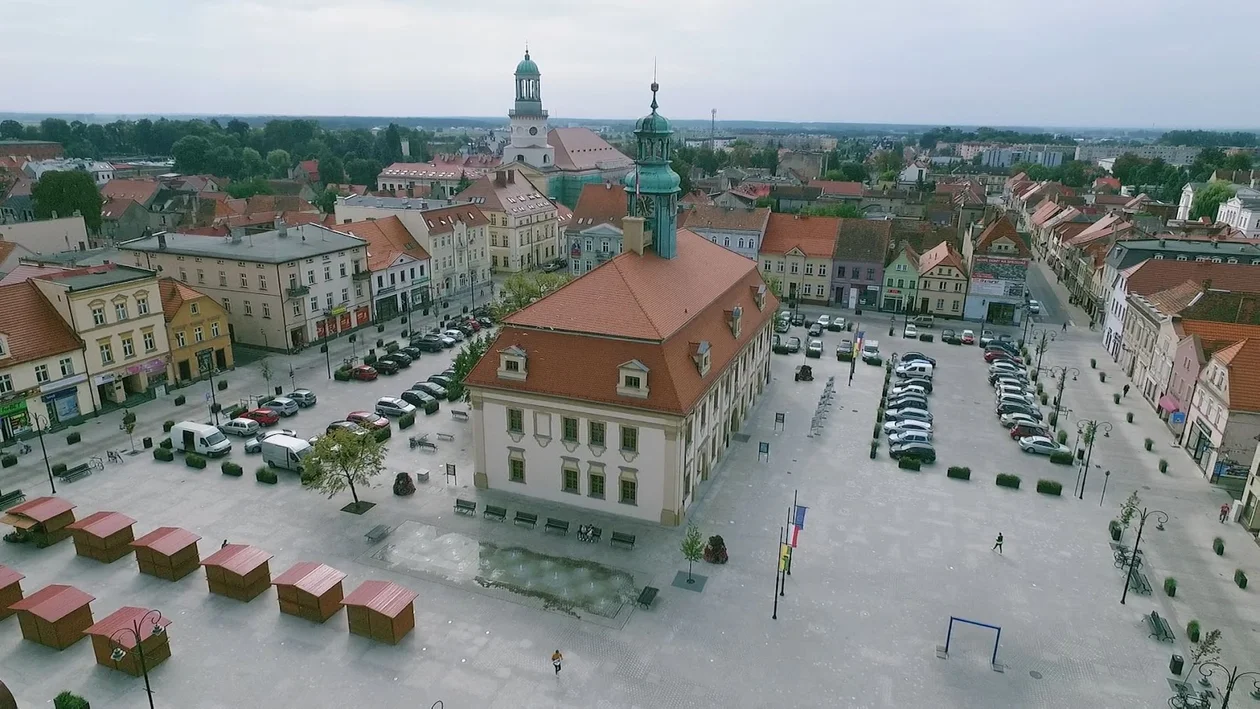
[142,437,153,449]
[1170,654,1184,676]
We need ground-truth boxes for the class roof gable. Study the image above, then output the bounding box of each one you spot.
[760,213,839,259]
[547,128,633,172]
[0,281,82,364]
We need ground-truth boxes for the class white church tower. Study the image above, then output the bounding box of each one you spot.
[506,49,554,168]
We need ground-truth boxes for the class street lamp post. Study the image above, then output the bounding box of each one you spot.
[108,609,165,709]
[1100,470,1110,507]
[1076,419,1112,500]
[1046,366,1079,428]
[32,414,55,494]
[1193,662,1260,708]
[1032,329,1056,372]
[1121,506,1167,604]
[197,349,219,426]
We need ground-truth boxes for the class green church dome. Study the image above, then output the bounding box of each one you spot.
[515,51,540,76]
[622,166,681,194]
[634,81,672,135]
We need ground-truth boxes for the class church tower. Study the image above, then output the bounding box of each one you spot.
[506,49,554,168]
[623,80,681,259]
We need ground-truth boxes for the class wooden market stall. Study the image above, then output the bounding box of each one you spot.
[1,497,76,547]
[201,544,273,602]
[341,580,418,645]
[67,511,137,563]
[131,527,202,581]
[8,584,95,650]
[84,606,172,677]
[0,565,24,620]
[272,562,347,624]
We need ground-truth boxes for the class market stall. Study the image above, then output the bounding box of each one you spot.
[1,497,76,547]
[67,511,137,563]
[341,580,418,645]
[0,564,24,620]
[8,584,95,650]
[201,544,273,602]
[273,561,347,624]
[84,606,172,677]
[131,527,202,581]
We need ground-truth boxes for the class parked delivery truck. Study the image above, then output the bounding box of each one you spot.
[261,435,311,473]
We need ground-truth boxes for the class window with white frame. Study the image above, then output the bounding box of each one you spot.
[121,337,135,358]
[99,341,114,364]
[58,357,74,377]
[34,364,49,383]
[143,331,155,352]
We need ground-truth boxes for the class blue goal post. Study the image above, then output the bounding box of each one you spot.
[942,616,1002,667]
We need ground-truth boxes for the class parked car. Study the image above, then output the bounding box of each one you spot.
[999,412,1042,429]
[890,441,936,462]
[885,407,933,423]
[775,319,790,334]
[988,362,1023,375]
[987,340,1020,355]
[889,430,933,446]
[827,317,846,332]
[979,330,996,346]
[438,335,457,348]
[400,389,440,414]
[996,393,1037,409]
[261,396,299,417]
[961,329,976,345]
[808,323,824,337]
[900,377,933,394]
[911,315,935,329]
[941,328,960,344]
[347,411,390,430]
[241,408,280,426]
[244,429,300,453]
[1027,299,1041,315]
[414,381,449,400]
[1019,436,1068,456]
[786,336,802,354]
[806,339,823,358]
[984,350,1023,364]
[896,361,934,378]
[997,404,1042,421]
[412,338,445,353]
[324,420,370,439]
[790,313,805,326]
[428,374,455,389]
[890,384,929,398]
[861,341,882,364]
[1009,423,1052,441]
[382,351,412,366]
[349,365,378,381]
[900,352,937,366]
[399,346,422,360]
[884,419,933,436]
[904,323,919,339]
[373,359,401,375]
[837,339,854,361]
[817,315,831,328]
[219,418,261,437]
[990,372,1030,387]
[887,396,929,411]
[443,329,466,343]
[287,389,317,408]
[463,319,482,332]
[374,397,417,417]
[476,316,494,328]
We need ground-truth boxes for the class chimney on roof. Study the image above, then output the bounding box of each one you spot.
[507,170,515,184]
[494,170,507,187]
[157,232,167,250]
[275,216,288,237]
[229,226,244,244]
[623,216,649,256]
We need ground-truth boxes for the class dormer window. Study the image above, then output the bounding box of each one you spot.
[726,305,743,338]
[617,359,650,399]
[751,284,766,310]
[691,341,711,376]
[497,345,528,381]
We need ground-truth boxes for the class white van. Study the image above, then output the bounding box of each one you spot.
[261,435,312,473]
[896,361,935,379]
[170,421,232,457]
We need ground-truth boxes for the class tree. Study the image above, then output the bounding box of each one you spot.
[492,272,574,319]
[171,135,212,173]
[1186,628,1222,682]
[314,187,338,215]
[873,149,903,174]
[302,427,386,511]
[1191,181,1237,220]
[1111,153,1146,185]
[345,157,382,186]
[836,162,869,182]
[38,118,73,145]
[763,275,784,298]
[1118,491,1140,535]
[681,524,704,583]
[31,171,103,233]
[225,176,273,199]
[801,203,862,219]
[258,358,273,391]
[226,118,251,137]
[266,149,291,178]
[240,147,266,179]
[318,155,344,185]
[0,119,23,140]
[447,333,493,402]
[1222,152,1254,171]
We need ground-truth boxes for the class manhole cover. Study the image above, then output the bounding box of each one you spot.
[1029,671,1043,679]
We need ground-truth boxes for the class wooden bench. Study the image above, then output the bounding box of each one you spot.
[415,440,437,452]
[1128,569,1152,596]
[514,511,537,529]
[454,499,477,516]
[451,410,469,422]
[610,531,636,549]
[0,489,25,510]
[483,505,507,522]
[544,518,569,535]
[636,586,658,610]
[59,463,92,483]
[365,524,392,542]
[1146,610,1174,642]
[436,432,455,442]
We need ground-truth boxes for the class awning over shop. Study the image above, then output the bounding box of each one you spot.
[1158,394,1181,413]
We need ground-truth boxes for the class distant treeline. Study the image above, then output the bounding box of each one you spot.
[1157,130,1258,148]
[917,126,1075,149]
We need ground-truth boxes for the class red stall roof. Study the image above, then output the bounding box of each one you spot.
[0,563,24,588]
[131,527,202,556]
[9,584,94,622]
[201,544,273,576]
[272,562,347,596]
[84,606,171,649]
[67,511,136,538]
[341,580,418,617]
[4,496,75,523]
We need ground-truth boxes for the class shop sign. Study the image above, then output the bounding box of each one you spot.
[93,372,116,385]
[39,373,86,394]
[0,399,28,417]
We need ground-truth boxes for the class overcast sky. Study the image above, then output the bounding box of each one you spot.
[5,0,1259,129]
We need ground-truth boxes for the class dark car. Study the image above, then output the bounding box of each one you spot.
[380,353,411,369]
[890,441,936,462]
[899,352,936,366]
[900,377,934,394]
[941,329,960,344]
[837,339,854,361]
[986,341,1019,356]
[790,313,805,326]
[775,319,790,334]
[996,402,1042,420]
[428,374,454,389]
[1009,423,1052,440]
[412,338,445,353]
[786,336,802,353]
[326,420,369,438]
[827,317,845,332]
[887,395,929,410]
[984,350,1023,364]
[477,316,495,328]
[989,372,1030,387]
[400,346,423,359]
[808,323,823,337]
[373,358,400,375]
[400,389,440,414]
[773,335,791,355]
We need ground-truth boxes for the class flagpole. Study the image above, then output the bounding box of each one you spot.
[785,505,793,576]
[772,526,782,620]
[779,525,787,597]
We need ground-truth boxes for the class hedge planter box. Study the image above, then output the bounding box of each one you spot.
[1035,479,1062,496]
[1235,569,1248,589]
[163,421,175,433]
[1,454,15,468]
[1187,620,1201,643]
[153,448,174,462]
[1049,451,1074,465]
[898,458,921,471]
[995,473,1021,489]
[1164,577,1177,597]
[221,462,243,477]
[869,442,878,459]
[256,467,278,484]
[1144,438,1154,451]
[159,438,172,449]
[174,395,186,406]
[52,462,68,476]
[1158,459,1168,473]
[398,413,415,430]
[217,380,228,391]
[1213,537,1225,556]
[66,432,81,445]
[1099,372,1106,383]
[185,453,207,469]
[946,466,971,481]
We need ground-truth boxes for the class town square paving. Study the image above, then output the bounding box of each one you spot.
[1,315,1258,708]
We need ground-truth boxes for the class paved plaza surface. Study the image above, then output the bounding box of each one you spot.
[2,310,1259,708]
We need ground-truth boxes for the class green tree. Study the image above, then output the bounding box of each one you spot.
[447,333,493,402]
[172,135,212,173]
[266,149,291,178]
[318,155,344,185]
[763,274,784,298]
[1185,628,1221,682]
[1118,491,1140,534]
[837,162,869,182]
[0,119,23,139]
[492,271,574,320]
[31,171,103,233]
[345,157,382,186]
[240,147,266,178]
[1111,153,1146,185]
[1191,181,1236,220]
[225,176,274,199]
[801,203,862,219]
[1222,152,1254,171]
[39,118,73,145]
[302,427,386,511]
[314,187,338,214]
[681,524,704,583]
[873,149,903,174]
[258,358,273,390]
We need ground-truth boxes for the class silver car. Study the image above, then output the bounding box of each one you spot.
[885,407,933,423]
[287,389,317,407]
[374,397,416,417]
[263,396,299,417]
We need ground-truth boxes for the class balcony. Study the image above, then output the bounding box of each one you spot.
[352,270,371,281]
[286,285,309,298]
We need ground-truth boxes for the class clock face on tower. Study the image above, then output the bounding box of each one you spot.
[529,126,538,136]
[634,195,655,219]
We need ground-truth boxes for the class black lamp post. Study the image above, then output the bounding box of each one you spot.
[1047,366,1079,427]
[32,414,54,494]
[321,332,332,379]
[1192,662,1260,708]
[1031,329,1056,372]
[1076,419,1112,500]
[1120,506,1167,605]
[108,609,165,709]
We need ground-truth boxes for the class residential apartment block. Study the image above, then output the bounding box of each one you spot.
[758,214,836,305]
[158,278,233,384]
[456,169,559,273]
[679,205,771,261]
[0,282,90,440]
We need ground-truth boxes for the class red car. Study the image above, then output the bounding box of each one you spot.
[346,411,390,430]
[1009,423,1051,440]
[349,365,378,381]
[984,350,1023,364]
[961,331,976,345]
[241,408,280,426]
[464,319,481,332]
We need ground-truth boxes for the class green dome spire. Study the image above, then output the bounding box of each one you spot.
[634,81,672,136]
[515,50,540,77]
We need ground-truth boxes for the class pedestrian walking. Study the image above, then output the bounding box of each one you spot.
[1220,504,1230,523]
[1062,321,1067,331]
[1122,384,1130,398]
[991,533,1004,554]
[848,368,854,386]
[551,649,563,675]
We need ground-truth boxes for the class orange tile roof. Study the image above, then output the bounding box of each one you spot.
[679,190,715,207]
[1211,338,1260,411]
[809,180,864,197]
[101,198,139,221]
[677,204,770,233]
[455,170,554,216]
[0,282,82,365]
[973,216,1031,257]
[569,182,628,232]
[466,230,778,415]
[1126,261,1260,297]
[1143,280,1203,314]
[101,179,159,207]
[329,216,430,271]
[548,128,633,172]
[419,204,489,235]
[157,277,213,321]
[760,213,839,259]
[918,241,966,275]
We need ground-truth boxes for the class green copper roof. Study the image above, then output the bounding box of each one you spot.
[515,51,540,76]
[634,82,672,135]
[622,167,680,194]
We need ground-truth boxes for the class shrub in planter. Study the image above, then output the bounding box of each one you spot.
[919,333,933,343]
[221,461,243,476]
[1113,393,1121,404]
[66,432,80,445]
[185,453,206,469]
[946,466,971,480]
[364,353,378,365]
[52,462,67,475]
[1164,577,1177,597]
[1057,430,1068,444]
[1144,438,1153,451]
[1126,412,1134,423]
[869,440,879,459]
[0,454,15,468]
[377,324,386,332]
[995,473,1021,489]
[385,341,400,353]
[1048,451,1075,465]
[122,410,137,426]
[1036,382,1044,395]
[1213,537,1225,555]
[1109,519,1122,541]
[376,338,385,348]
[1187,620,1201,643]
[398,412,416,430]
[1031,370,1039,382]
[1048,412,1059,427]
[218,379,228,391]
[703,535,729,564]
[153,447,174,462]
[393,472,416,496]
[163,420,175,432]
[256,467,278,484]
[54,691,90,709]
[1235,569,1248,589]
[210,403,222,414]
[1090,358,1097,369]
[873,423,882,438]
[898,457,921,471]
[1159,459,1168,473]
[1035,479,1063,495]
[174,394,186,406]
[159,437,172,449]
[1099,372,1106,383]
[375,426,393,441]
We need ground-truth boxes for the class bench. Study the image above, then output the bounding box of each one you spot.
[483,505,507,522]
[0,489,25,510]
[610,531,637,549]
[1147,610,1174,642]
[436,432,455,442]
[454,499,477,516]
[59,463,93,483]
[1114,547,1142,569]
[1128,569,1152,596]
[514,511,538,529]
[415,440,437,452]
[365,524,392,542]
[636,586,658,610]
[451,410,469,422]
[544,518,569,535]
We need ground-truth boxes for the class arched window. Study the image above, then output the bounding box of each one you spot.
[516,154,525,162]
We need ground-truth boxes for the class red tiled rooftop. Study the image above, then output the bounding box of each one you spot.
[809,180,865,197]
[272,562,346,596]
[84,606,171,648]
[0,282,83,363]
[9,584,94,622]
[201,544,272,575]
[1126,261,1260,298]
[341,580,418,617]
[569,182,628,231]
[5,496,75,523]
[131,527,201,556]
[760,213,839,259]
[66,511,136,538]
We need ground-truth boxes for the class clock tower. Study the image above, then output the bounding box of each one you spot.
[623,80,681,259]
[506,50,554,169]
